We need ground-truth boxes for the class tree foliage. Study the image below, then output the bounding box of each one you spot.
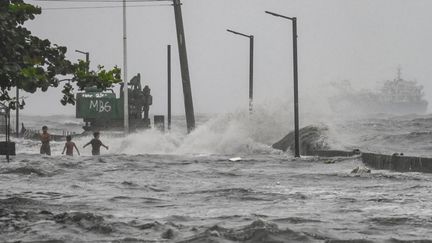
[61,61,121,105]
[0,0,122,109]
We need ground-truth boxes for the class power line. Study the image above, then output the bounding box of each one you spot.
[34,0,170,2]
[41,4,171,10]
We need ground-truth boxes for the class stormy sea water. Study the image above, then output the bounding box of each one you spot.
[1,108,432,242]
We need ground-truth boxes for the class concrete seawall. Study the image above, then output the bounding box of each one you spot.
[273,126,432,173]
[310,150,360,157]
[362,153,432,173]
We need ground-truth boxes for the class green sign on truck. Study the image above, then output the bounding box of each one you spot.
[76,91,123,120]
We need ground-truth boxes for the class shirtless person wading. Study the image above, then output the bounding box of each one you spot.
[40,126,51,155]
[83,132,109,155]
[62,135,80,156]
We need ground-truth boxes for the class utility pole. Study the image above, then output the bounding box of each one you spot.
[15,84,19,138]
[227,29,254,113]
[167,45,172,130]
[172,0,195,133]
[123,0,129,134]
[265,11,300,157]
[292,17,300,158]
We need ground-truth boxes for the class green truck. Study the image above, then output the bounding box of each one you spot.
[76,78,152,131]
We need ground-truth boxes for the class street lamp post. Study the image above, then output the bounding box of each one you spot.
[265,11,300,158]
[1,104,11,162]
[167,44,172,130]
[75,50,90,73]
[227,29,254,113]
[122,0,129,134]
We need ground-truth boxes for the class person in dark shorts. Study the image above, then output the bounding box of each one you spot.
[83,132,109,155]
[39,126,51,155]
[62,135,80,156]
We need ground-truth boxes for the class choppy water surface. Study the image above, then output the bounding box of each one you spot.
[1,113,432,242]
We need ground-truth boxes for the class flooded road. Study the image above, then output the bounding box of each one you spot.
[1,153,432,242]
[1,114,432,242]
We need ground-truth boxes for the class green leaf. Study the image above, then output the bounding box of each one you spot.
[1,0,122,109]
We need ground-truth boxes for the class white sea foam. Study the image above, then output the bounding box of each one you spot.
[88,100,296,155]
[14,98,432,157]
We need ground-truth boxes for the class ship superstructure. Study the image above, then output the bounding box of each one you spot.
[329,68,428,114]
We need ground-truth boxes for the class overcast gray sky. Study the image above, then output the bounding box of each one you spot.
[22,0,432,116]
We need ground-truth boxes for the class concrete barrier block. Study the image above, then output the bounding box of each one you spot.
[362,153,432,173]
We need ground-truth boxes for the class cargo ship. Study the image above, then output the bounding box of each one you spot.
[329,69,428,115]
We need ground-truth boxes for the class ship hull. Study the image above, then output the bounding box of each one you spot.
[329,98,428,115]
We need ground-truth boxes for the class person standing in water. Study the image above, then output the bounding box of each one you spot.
[40,125,51,155]
[62,135,80,156]
[83,132,109,155]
